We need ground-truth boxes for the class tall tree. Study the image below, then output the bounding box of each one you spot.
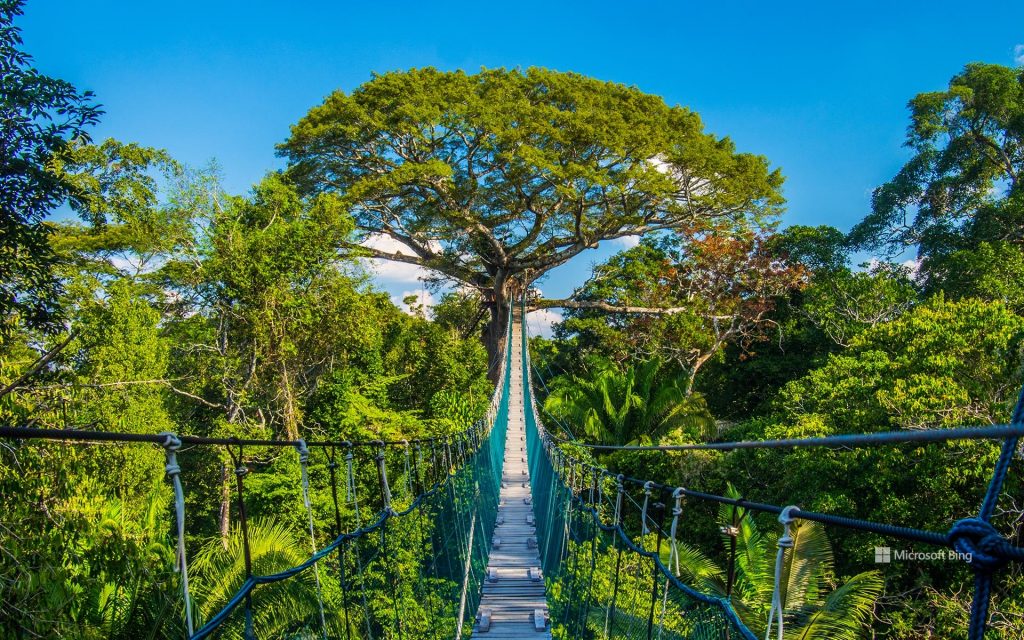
[0,0,101,336]
[279,67,783,374]
[849,63,1023,288]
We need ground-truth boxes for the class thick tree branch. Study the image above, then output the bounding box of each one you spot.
[345,242,429,267]
[531,299,694,315]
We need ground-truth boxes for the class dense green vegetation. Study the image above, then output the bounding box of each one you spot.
[1,5,491,637]
[535,63,1024,638]
[2,0,1023,636]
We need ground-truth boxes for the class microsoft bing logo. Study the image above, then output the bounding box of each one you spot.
[872,546,969,564]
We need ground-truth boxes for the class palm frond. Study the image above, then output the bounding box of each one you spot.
[779,520,833,612]
[191,517,326,640]
[792,571,884,640]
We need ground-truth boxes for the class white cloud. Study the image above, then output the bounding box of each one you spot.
[901,258,921,275]
[109,255,137,273]
[612,235,641,249]
[361,234,434,285]
[393,288,436,317]
[1015,44,1024,66]
[526,309,561,338]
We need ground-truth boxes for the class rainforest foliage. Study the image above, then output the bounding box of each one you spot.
[535,63,1024,638]
[2,0,1023,636]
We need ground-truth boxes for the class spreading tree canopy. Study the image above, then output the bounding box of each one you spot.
[279,67,783,370]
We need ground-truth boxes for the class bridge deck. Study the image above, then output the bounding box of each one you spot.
[473,316,551,638]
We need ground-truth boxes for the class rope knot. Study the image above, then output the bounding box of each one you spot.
[671,487,685,517]
[948,518,1013,573]
[640,481,655,536]
[777,505,799,549]
[159,432,182,452]
[295,439,310,464]
[158,433,182,476]
[767,505,801,639]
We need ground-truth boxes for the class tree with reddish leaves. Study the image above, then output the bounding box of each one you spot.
[549,229,805,393]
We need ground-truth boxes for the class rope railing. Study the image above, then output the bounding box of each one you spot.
[521,296,1024,640]
[7,294,1019,639]
[548,423,1024,451]
[0,425,473,448]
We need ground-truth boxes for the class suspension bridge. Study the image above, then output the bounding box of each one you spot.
[2,298,1024,639]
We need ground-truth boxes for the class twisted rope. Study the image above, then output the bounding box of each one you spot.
[765,505,799,640]
[640,480,655,538]
[657,488,685,639]
[295,440,328,640]
[159,433,193,636]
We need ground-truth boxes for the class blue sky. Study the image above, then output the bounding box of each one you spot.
[19,0,1024,327]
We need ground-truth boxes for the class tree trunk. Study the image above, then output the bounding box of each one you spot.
[483,271,519,383]
[484,292,511,383]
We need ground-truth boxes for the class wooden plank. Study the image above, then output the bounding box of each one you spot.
[473,314,551,637]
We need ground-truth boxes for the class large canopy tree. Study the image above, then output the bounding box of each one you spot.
[279,67,783,372]
[849,63,1024,290]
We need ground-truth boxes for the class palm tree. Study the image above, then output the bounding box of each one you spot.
[671,488,883,639]
[191,517,336,639]
[543,357,715,445]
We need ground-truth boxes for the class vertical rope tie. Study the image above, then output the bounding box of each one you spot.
[414,443,423,495]
[295,440,328,640]
[344,441,356,505]
[604,474,626,638]
[375,442,394,515]
[160,432,194,636]
[325,446,352,640]
[725,502,744,599]
[640,480,655,538]
[561,464,575,561]
[344,443,372,640]
[668,488,684,577]
[766,505,799,640]
[429,442,439,488]
[229,443,255,640]
[657,488,685,640]
[646,489,668,640]
[403,440,413,498]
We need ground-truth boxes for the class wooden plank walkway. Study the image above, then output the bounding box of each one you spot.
[473,314,551,638]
